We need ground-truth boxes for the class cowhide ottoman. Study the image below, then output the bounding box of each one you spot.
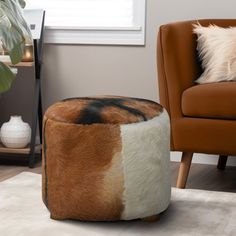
[42,96,171,221]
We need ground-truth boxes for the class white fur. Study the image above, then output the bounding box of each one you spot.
[120,110,171,220]
[193,24,236,84]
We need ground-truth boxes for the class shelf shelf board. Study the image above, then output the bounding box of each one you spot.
[0,56,34,67]
[4,61,34,67]
[0,143,41,155]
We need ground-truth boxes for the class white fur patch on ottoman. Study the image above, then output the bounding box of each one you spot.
[121,110,170,220]
[43,96,171,221]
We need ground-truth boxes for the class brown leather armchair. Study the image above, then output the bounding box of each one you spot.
[157,19,236,188]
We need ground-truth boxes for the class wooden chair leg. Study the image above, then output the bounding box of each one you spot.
[176,152,193,189]
[217,155,228,170]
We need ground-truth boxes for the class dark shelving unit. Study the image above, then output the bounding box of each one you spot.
[0,10,45,168]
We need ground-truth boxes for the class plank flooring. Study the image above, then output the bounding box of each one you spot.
[0,161,236,192]
[0,162,41,182]
[172,162,236,192]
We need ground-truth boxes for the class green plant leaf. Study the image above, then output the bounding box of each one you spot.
[0,21,25,64]
[17,0,26,9]
[0,0,32,93]
[9,41,24,64]
[0,0,32,64]
[0,61,15,93]
[6,0,31,36]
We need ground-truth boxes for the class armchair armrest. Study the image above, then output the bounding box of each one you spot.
[157,20,201,119]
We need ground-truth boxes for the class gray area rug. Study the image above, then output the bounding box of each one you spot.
[0,172,235,236]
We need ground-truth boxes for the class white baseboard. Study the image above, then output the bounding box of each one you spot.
[171,152,236,166]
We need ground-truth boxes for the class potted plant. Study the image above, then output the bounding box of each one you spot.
[0,0,31,93]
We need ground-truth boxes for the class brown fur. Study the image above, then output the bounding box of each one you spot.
[101,99,163,124]
[101,106,144,124]
[45,99,89,124]
[43,117,124,221]
[122,100,163,120]
[45,96,163,125]
[42,96,164,220]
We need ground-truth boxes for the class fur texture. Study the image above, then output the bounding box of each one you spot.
[44,119,124,221]
[120,110,171,220]
[45,96,163,125]
[193,23,236,84]
[43,96,170,221]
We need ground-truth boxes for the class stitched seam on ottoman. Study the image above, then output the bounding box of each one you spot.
[43,118,49,208]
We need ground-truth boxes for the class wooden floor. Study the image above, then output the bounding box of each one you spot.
[0,161,236,192]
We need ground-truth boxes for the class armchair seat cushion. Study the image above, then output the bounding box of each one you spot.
[182,82,236,119]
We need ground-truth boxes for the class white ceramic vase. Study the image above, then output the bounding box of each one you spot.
[0,116,31,148]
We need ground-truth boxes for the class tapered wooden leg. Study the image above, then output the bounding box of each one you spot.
[142,215,160,222]
[217,155,228,170]
[176,152,193,189]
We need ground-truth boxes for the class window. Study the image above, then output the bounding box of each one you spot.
[25,0,146,45]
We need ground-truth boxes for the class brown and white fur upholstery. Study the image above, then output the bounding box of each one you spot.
[42,96,170,221]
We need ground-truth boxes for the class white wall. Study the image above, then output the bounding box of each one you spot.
[41,0,236,108]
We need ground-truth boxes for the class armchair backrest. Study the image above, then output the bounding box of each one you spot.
[157,19,236,119]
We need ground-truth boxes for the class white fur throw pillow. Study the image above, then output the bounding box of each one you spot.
[193,23,236,84]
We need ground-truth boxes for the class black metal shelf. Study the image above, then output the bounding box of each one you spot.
[0,10,45,168]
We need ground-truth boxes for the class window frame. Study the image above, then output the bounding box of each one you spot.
[29,0,146,45]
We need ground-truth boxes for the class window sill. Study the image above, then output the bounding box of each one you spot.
[44,26,145,45]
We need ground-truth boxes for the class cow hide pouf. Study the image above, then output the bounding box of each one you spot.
[42,96,171,221]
